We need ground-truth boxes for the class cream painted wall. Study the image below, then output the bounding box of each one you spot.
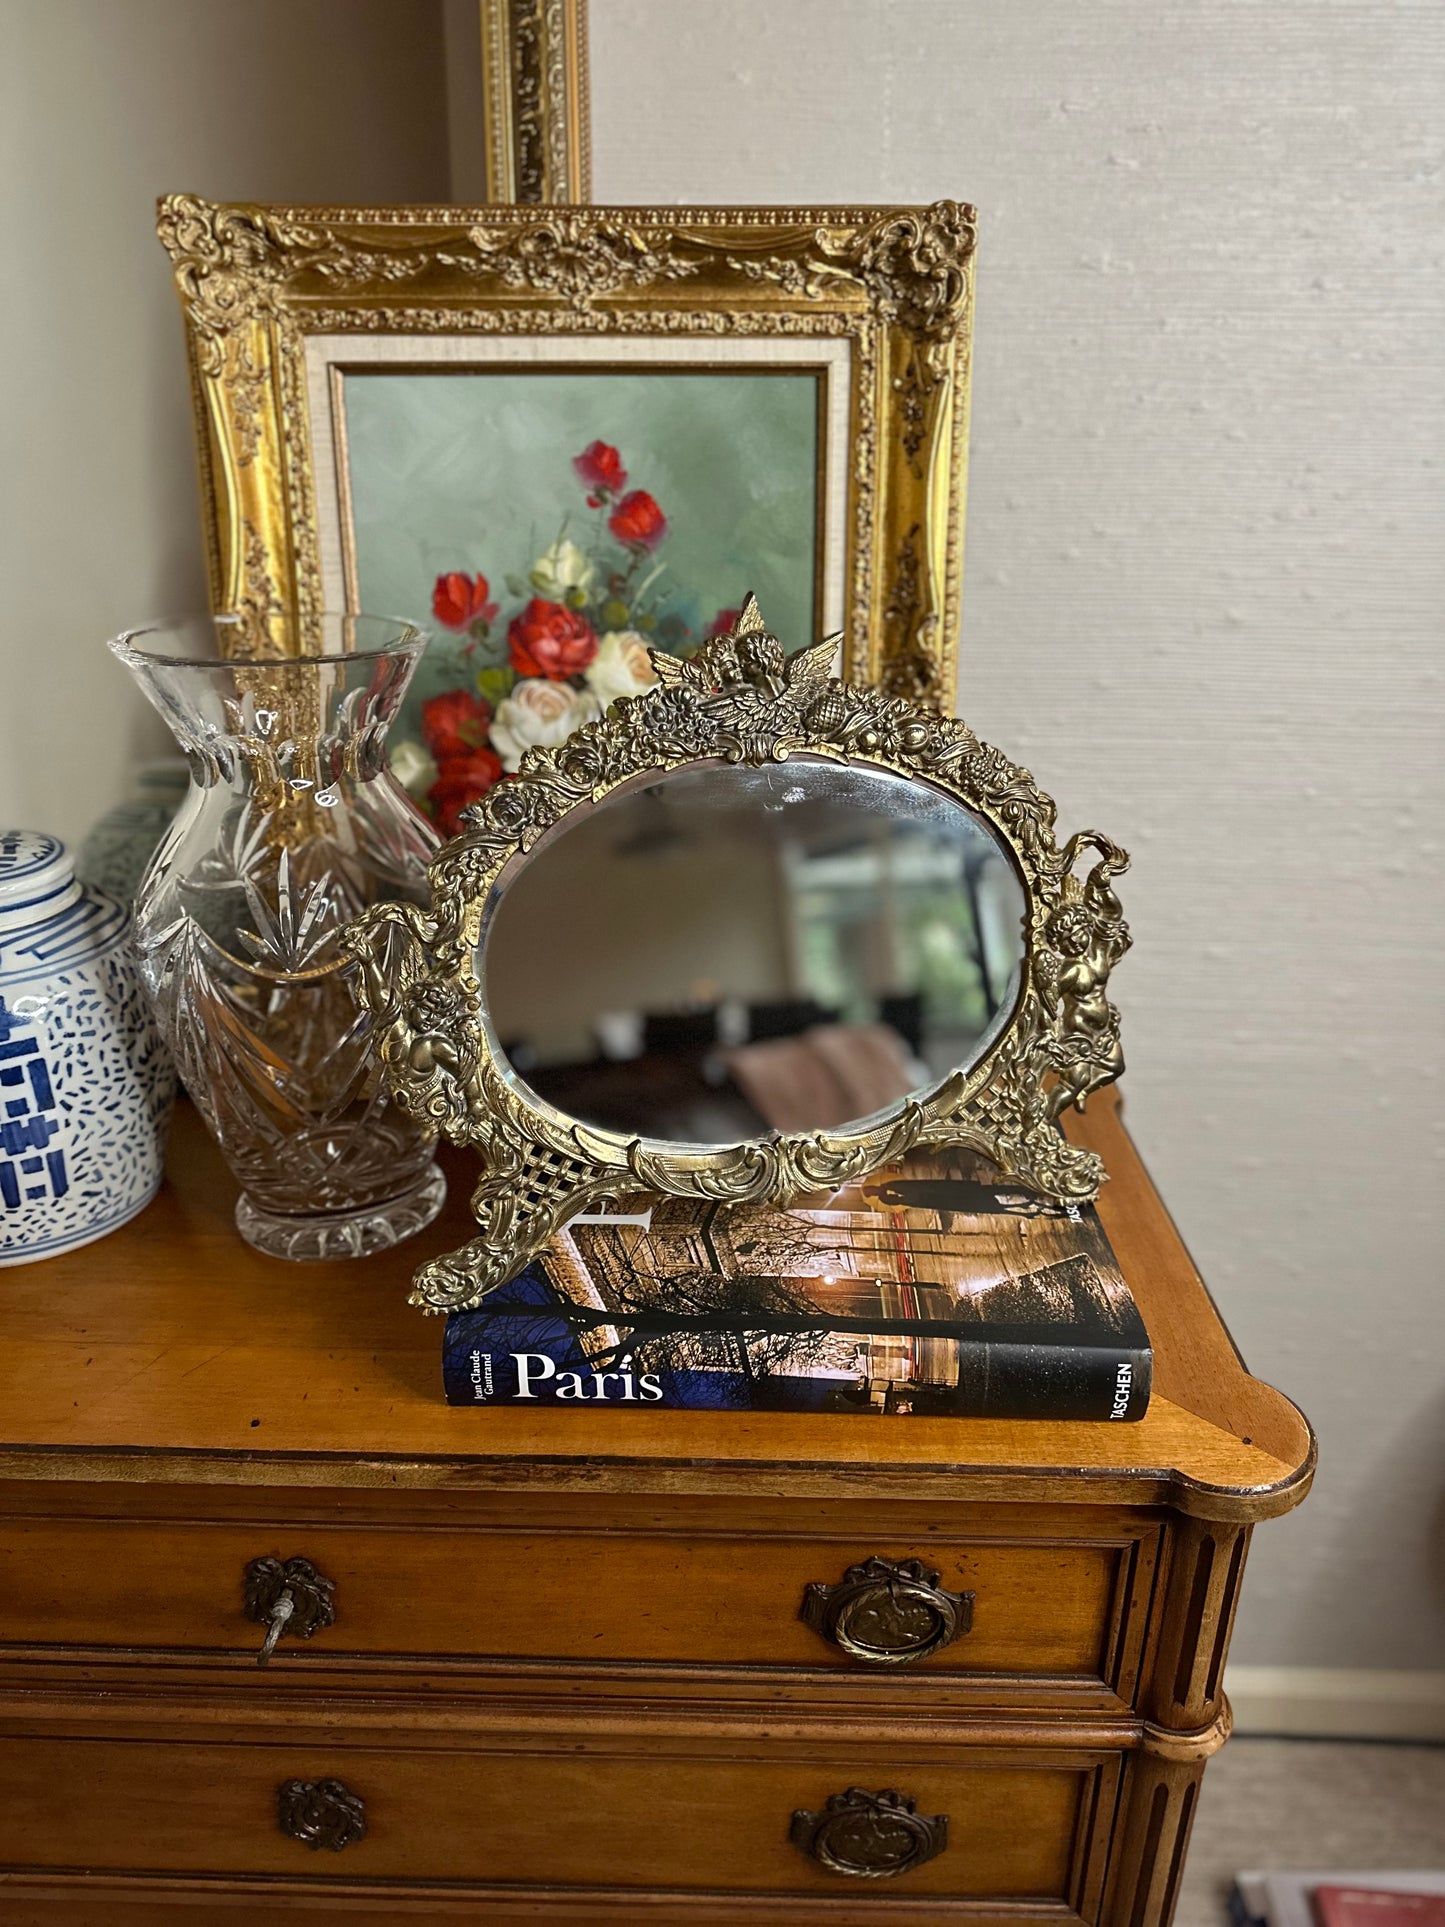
[589,0,1445,1674]
[0,0,450,844]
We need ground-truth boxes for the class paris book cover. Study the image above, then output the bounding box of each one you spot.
[441,1147,1151,1420]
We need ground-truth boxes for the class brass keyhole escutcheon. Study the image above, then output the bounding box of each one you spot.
[243,1555,336,1665]
[278,1777,366,1851]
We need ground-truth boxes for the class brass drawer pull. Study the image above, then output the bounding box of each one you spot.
[243,1555,336,1665]
[791,1787,948,1878]
[801,1556,973,1665]
[278,1777,366,1851]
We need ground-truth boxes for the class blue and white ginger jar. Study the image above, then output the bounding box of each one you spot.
[0,830,174,1265]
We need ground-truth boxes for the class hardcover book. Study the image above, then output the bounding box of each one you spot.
[1316,1893,1445,1927]
[1231,1874,1445,1927]
[442,1147,1152,1420]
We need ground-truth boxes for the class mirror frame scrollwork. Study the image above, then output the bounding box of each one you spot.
[346,598,1130,1314]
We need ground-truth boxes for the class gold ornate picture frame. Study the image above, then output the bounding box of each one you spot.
[157,195,975,707]
[347,600,1130,1315]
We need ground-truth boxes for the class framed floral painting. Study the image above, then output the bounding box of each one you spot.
[324,349,837,827]
[159,197,976,833]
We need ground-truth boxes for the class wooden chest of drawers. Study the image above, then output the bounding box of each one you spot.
[0,1094,1312,1924]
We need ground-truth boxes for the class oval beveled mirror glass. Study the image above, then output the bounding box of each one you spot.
[481,759,1026,1147]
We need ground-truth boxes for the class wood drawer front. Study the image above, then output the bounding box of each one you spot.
[0,1516,1147,1689]
[0,1733,1118,1906]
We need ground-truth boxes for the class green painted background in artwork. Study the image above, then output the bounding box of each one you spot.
[342,368,822,711]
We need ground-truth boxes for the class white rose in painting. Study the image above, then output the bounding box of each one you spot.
[388,736,437,799]
[490,678,599,772]
[529,538,595,603]
[584,630,658,708]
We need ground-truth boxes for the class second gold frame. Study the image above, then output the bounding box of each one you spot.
[479,0,591,204]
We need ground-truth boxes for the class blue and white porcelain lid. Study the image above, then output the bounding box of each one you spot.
[0,831,84,937]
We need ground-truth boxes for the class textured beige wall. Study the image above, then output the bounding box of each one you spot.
[589,0,1445,1671]
[0,0,450,843]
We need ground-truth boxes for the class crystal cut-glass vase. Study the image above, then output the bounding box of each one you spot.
[109,614,445,1260]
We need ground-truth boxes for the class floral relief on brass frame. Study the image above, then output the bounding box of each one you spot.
[345,599,1130,1316]
[156,193,975,707]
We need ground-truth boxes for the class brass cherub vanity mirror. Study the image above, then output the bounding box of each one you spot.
[348,599,1130,1313]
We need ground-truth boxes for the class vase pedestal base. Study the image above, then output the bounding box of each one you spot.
[235,1163,447,1263]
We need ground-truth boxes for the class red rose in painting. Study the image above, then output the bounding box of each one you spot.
[508,598,598,679]
[608,489,668,552]
[708,607,741,638]
[573,440,627,505]
[432,571,497,631]
[428,750,504,838]
[420,688,492,761]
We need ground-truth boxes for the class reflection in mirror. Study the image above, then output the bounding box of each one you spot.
[482,761,1026,1147]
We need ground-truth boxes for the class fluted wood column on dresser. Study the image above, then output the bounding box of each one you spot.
[0,1090,1312,1925]
[1101,1508,1250,1927]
